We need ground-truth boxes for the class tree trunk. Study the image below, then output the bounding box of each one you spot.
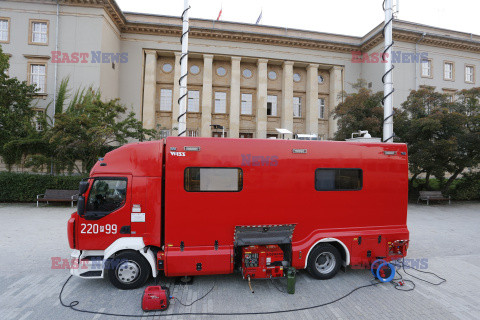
[409,173,419,189]
[425,172,431,190]
[443,168,463,194]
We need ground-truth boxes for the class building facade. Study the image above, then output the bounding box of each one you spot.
[1,0,480,140]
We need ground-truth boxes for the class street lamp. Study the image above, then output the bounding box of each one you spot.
[210,124,225,138]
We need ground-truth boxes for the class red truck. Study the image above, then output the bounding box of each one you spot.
[68,137,409,289]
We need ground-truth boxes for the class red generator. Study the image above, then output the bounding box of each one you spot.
[142,286,170,312]
[241,245,284,279]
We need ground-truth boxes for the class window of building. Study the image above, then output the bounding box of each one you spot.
[465,65,475,83]
[212,131,227,138]
[187,130,198,137]
[243,69,252,78]
[190,65,200,74]
[421,59,432,77]
[30,20,48,44]
[293,73,301,82]
[444,62,454,80]
[0,18,10,43]
[293,96,301,117]
[267,95,277,116]
[267,134,278,139]
[318,75,324,84]
[158,129,171,139]
[187,90,200,112]
[216,67,227,76]
[34,109,45,131]
[185,168,243,192]
[241,93,253,115]
[86,178,127,216]
[214,92,227,113]
[160,89,173,111]
[268,71,277,80]
[162,63,173,73]
[240,132,253,138]
[29,64,46,93]
[315,168,362,191]
[318,98,325,119]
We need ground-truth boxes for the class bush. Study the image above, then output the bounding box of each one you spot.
[0,172,85,202]
[451,173,480,201]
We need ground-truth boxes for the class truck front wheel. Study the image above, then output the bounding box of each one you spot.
[107,251,151,290]
[307,243,341,280]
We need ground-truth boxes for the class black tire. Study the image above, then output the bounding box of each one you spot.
[307,243,341,280]
[107,251,151,290]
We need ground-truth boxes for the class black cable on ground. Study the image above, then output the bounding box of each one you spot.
[59,258,447,318]
[390,257,446,292]
[59,275,382,317]
[173,281,216,307]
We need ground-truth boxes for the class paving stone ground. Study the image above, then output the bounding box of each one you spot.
[0,202,479,319]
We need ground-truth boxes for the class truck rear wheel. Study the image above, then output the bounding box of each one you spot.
[107,251,150,290]
[307,243,341,280]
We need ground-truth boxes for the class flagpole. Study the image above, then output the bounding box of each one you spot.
[178,0,190,137]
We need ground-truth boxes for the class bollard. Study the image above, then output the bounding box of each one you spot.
[287,267,296,294]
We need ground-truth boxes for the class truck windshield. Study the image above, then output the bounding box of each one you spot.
[86,178,127,214]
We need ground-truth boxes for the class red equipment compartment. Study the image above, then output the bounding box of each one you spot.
[241,245,284,279]
[142,286,170,312]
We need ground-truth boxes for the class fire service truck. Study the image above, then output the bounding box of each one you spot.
[68,137,409,289]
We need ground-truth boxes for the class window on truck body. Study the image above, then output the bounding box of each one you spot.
[184,168,243,192]
[315,168,362,191]
[86,177,128,216]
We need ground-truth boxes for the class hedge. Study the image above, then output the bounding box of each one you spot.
[0,172,85,202]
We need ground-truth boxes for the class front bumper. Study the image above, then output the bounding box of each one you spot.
[70,249,105,279]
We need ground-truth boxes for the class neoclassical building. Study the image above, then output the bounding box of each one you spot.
[1,0,480,140]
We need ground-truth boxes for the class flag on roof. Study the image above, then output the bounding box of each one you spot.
[217,6,223,21]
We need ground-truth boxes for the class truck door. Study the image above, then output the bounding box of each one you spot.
[77,175,132,250]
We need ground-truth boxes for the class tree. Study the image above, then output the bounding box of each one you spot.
[395,87,480,192]
[0,45,39,169]
[47,86,154,173]
[333,80,384,140]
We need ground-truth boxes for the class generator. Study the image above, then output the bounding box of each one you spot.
[241,245,284,279]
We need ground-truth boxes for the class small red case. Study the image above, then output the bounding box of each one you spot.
[142,286,170,312]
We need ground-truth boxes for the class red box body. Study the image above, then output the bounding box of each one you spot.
[142,286,170,312]
[242,245,284,279]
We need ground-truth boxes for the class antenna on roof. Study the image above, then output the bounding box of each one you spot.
[382,0,394,143]
[178,0,190,137]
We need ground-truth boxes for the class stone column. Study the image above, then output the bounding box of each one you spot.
[172,52,181,134]
[328,66,343,139]
[201,54,213,137]
[142,50,157,130]
[256,59,268,139]
[281,61,294,138]
[229,56,241,138]
[306,64,319,135]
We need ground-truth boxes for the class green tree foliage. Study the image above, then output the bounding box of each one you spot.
[395,87,480,192]
[0,45,39,168]
[49,89,154,173]
[333,80,384,140]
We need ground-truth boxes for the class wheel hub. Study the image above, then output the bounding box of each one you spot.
[315,252,335,274]
[117,260,141,284]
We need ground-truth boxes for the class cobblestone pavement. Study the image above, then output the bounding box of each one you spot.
[1,202,479,319]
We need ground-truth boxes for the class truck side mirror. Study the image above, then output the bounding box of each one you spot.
[77,195,86,217]
[79,180,90,195]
